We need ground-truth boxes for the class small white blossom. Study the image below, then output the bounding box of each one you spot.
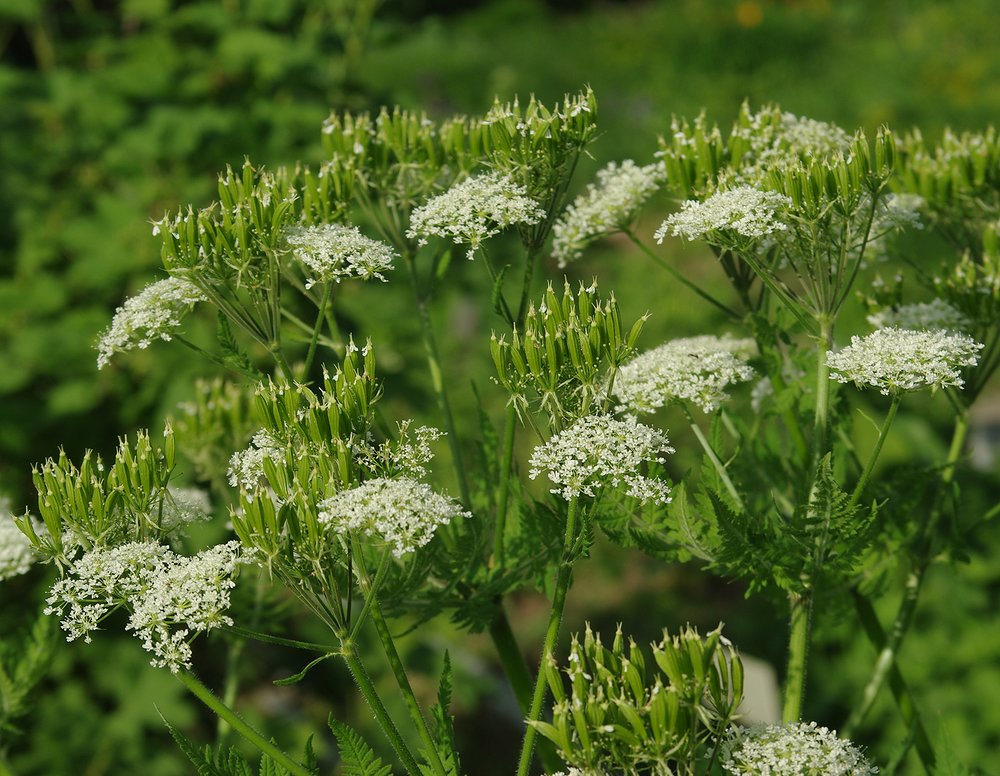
[285,224,396,288]
[827,327,983,395]
[655,186,791,243]
[45,540,244,672]
[528,415,673,503]
[356,422,445,478]
[97,278,206,369]
[722,721,878,776]
[228,430,284,491]
[867,298,970,332]
[319,477,469,558]
[1,498,41,581]
[407,172,545,259]
[615,335,756,414]
[552,160,665,266]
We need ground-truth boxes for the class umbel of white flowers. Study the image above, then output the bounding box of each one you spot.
[1,497,41,581]
[528,414,674,503]
[318,477,469,558]
[827,327,983,395]
[97,277,206,369]
[552,159,665,266]
[867,298,970,332]
[721,721,878,776]
[45,540,245,672]
[655,186,791,243]
[614,335,756,414]
[406,171,545,259]
[284,223,396,289]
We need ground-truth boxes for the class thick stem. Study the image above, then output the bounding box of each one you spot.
[368,599,448,776]
[488,603,533,713]
[341,648,422,776]
[813,318,834,460]
[176,671,312,776]
[848,394,902,510]
[781,592,813,722]
[516,498,579,776]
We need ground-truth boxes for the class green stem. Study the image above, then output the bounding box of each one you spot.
[683,406,745,512]
[846,593,936,769]
[176,671,312,776]
[488,603,533,713]
[813,317,834,460]
[781,592,812,722]
[516,497,580,776]
[493,403,518,568]
[405,256,472,508]
[846,411,969,746]
[301,283,333,381]
[341,648,422,776]
[624,230,739,319]
[848,395,902,510]
[221,625,334,653]
[367,599,448,776]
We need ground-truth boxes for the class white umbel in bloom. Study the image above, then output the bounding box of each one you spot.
[97,278,206,369]
[827,327,982,395]
[866,298,970,332]
[407,172,545,259]
[45,540,244,672]
[1,498,40,581]
[319,477,469,558]
[528,414,674,503]
[721,721,878,776]
[285,223,396,288]
[655,186,791,243]
[615,335,756,414]
[552,159,665,266]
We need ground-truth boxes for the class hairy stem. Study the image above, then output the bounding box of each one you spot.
[176,671,312,776]
[516,497,579,776]
[368,599,448,776]
[782,592,812,722]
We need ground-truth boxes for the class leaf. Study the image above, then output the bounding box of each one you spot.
[273,652,335,686]
[328,717,393,776]
[424,652,462,776]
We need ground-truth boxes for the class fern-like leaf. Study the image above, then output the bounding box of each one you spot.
[328,717,392,776]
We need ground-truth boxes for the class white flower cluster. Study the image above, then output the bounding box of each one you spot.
[157,486,212,536]
[552,160,665,266]
[722,721,878,776]
[406,172,545,259]
[228,430,285,491]
[97,278,206,369]
[356,422,445,479]
[614,335,756,414]
[655,186,791,243]
[867,298,970,332]
[318,477,469,558]
[1,498,40,581]
[827,327,983,395]
[528,414,674,503]
[732,109,851,181]
[285,223,396,288]
[45,540,243,672]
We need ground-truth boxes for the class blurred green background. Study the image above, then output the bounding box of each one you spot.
[3,0,1000,773]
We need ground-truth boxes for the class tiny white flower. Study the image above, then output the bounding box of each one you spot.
[228,430,284,491]
[614,335,756,414]
[285,223,396,288]
[97,278,206,369]
[528,414,673,503]
[655,186,791,243]
[407,172,545,259]
[552,160,665,266]
[827,327,983,395]
[319,477,469,558]
[722,721,878,776]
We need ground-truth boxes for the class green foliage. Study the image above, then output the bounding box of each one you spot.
[328,717,392,776]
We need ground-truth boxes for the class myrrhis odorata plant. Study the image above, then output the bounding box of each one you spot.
[4,89,998,775]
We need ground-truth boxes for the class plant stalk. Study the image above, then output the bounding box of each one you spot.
[781,592,812,722]
[683,407,745,511]
[176,671,312,776]
[516,497,579,776]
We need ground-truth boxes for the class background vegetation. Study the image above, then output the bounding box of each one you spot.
[2,0,999,772]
